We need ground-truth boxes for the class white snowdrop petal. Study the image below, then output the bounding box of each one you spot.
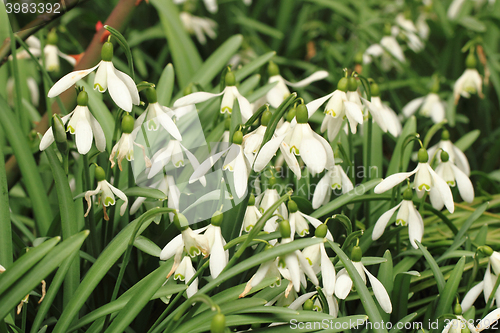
[189,148,229,183]
[157,110,182,141]
[372,202,402,240]
[48,62,100,98]
[428,165,455,213]
[114,68,140,105]
[285,70,329,88]
[363,266,392,313]
[305,92,335,117]
[107,64,133,111]
[476,308,500,332]
[320,244,336,296]
[407,202,424,249]
[174,90,225,108]
[461,281,484,313]
[335,269,352,299]
[374,167,418,194]
[209,227,227,279]
[160,234,184,260]
[312,174,330,209]
[451,164,474,203]
[234,87,253,122]
[233,151,249,198]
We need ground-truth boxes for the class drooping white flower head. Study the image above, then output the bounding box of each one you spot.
[395,14,424,53]
[205,212,228,279]
[7,77,39,107]
[372,188,424,249]
[265,61,328,108]
[361,81,402,137]
[403,93,445,124]
[334,245,392,314]
[426,130,470,176]
[287,200,334,241]
[40,90,105,155]
[454,53,483,104]
[461,247,500,313]
[110,114,151,171]
[173,70,253,122]
[173,256,198,298]
[84,166,128,221]
[363,35,405,71]
[180,12,217,45]
[374,147,455,214]
[240,194,262,234]
[47,41,140,112]
[435,150,474,205]
[312,165,353,209]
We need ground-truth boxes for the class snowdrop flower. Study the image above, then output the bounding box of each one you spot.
[372,188,424,249]
[302,224,336,301]
[109,114,151,171]
[12,34,77,72]
[310,77,363,141]
[476,307,500,332]
[454,53,483,104]
[40,90,105,155]
[240,194,262,234]
[395,14,424,52]
[205,211,228,279]
[190,131,250,199]
[135,87,182,140]
[427,130,470,175]
[277,220,319,293]
[362,81,402,137]
[173,256,198,298]
[173,70,253,122]
[442,304,478,333]
[335,245,392,314]
[258,177,288,218]
[180,12,217,45]
[253,109,301,179]
[242,109,271,159]
[447,0,466,19]
[363,35,405,71]
[265,62,328,108]
[461,246,500,312]
[402,93,445,123]
[435,150,474,205]
[287,200,334,241]
[47,41,140,112]
[129,175,169,217]
[84,166,128,221]
[239,256,282,298]
[374,147,455,213]
[284,104,335,174]
[312,165,353,209]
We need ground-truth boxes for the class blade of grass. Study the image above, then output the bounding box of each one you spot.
[0,143,12,269]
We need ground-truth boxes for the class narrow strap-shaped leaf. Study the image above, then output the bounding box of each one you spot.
[0,96,53,235]
[0,237,60,296]
[416,241,446,293]
[386,116,416,177]
[123,187,167,200]
[434,256,466,320]
[0,231,88,319]
[388,312,418,333]
[234,51,275,83]
[157,63,175,106]
[0,143,12,269]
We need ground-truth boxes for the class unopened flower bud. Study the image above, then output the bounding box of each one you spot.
[225,71,236,87]
[145,87,157,104]
[417,148,428,163]
[95,166,106,182]
[268,61,280,76]
[295,104,308,124]
[101,42,114,62]
[211,211,223,227]
[210,312,226,333]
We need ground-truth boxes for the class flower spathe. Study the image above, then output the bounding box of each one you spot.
[40,91,106,155]
[47,42,140,112]
[84,166,128,221]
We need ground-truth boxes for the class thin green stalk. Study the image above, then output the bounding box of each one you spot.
[9,27,27,133]
[0,142,12,269]
[83,154,99,257]
[364,115,372,227]
[21,304,27,332]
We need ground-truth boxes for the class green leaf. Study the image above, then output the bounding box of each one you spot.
[391,271,419,323]
[0,144,12,270]
[105,25,135,80]
[434,257,466,319]
[0,96,53,236]
[261,93,297,145]
[133,236,161,257]
[416,241,446,293]
[157,63,175,106]
[234,16,284,39]
[454,130,480,151]
[123,186,167,200]
[311,178,382,218]
[327,240,389,333]
[234,51,275,82]
[0,231,88,319]
[388,312,418,333]
[387,116,416,176]
[458,17,487,32]
[52,208,168,333]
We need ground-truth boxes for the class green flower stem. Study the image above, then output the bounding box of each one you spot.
[83,154,99,257]
[9,26,28,134]
[365,114,373,227]
[0,142,12,269]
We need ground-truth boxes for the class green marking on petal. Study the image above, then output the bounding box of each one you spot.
[104,197,115,206]
[396,219,407,226]
[221,107,232,114]
[447,181,456,186]
[325,109,336,117]
[188,246,201,257]
[147,120,158,131]
[174,273,184,281]
[67,125,76,134]
[174,160,184,168]
[306,257,312,265]
[94,83,105,92]
[290,146,299,155]
[418,184,430,191]
[245,225,254,232]
[331,183,341,190]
